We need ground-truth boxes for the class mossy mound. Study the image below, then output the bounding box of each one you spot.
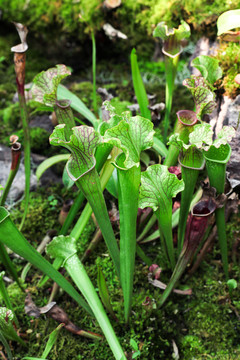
[215,42,240,99]
[1,200,239,359]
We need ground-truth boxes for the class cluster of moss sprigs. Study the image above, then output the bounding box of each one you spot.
[2,190,240,359]
[2,0,239,48]
[10,186,64,242]
[3,237,240,359]
[215,42,240,99]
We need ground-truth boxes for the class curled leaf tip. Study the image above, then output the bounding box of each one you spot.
[46,235,77,262]
[153,20,190,57]
[11,22,28,52]
[50,125,100,181]
[32,64,71,106]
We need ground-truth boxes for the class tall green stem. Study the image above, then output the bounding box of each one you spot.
[155,207,175,269]
[163,55,179,142]
[59,145,112,236]
[0,143,21,206]
[203,144,231,279]
[18,85,31,231]
[12,49,31,231]
[117,154,141,323]
[76,167,120,278]
[0,142,23,289]
[91,31,97,114]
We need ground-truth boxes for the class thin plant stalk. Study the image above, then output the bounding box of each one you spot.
[16,69,30,232]
[0,142,21,206]
[0,141,23,289]
[11,23,30,231]
[91,31,97,114]
[136,245,152,266]
[137,213,157,243]
[163,55,179,142]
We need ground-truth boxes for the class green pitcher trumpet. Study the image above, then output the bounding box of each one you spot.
[177,146,205,254]
[153,21,191,142]
[164,109,198,167]
[203,143,232,279]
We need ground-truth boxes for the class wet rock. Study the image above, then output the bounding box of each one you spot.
[29,114,54,133]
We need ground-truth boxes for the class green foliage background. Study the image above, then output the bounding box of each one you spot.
[1,0,239,37]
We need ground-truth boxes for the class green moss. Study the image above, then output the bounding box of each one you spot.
[1,126,50,154]
[10,187,63,242]
[215,42,240,98]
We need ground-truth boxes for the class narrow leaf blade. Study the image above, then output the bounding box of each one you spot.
[131,49,151,120]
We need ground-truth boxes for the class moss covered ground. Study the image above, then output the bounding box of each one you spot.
[0,184,239,359]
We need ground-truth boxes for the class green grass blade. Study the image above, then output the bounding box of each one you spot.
[0,243,23,289]
[131,48,151,120]
[76,168,120,279]
[36,154,70,180]
[18,94,31,231]
[0,330,13,360]
[152,136,168,158]
[0,272,19,326]
[42,324,64,358]
[163,55,179,142]
[97,267,117,321]
[91,31,97,114]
